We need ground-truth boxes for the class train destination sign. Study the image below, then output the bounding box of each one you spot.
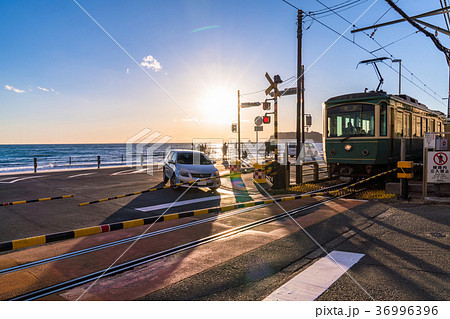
[427,151,450,183]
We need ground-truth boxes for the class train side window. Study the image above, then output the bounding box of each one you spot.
[379,103,387,136]
[430,119,435,132]
[404,113,411,137]
[396,111,403,137]
[422,118,428,135]
[414,116,421,137]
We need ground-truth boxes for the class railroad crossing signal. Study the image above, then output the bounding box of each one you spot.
[241,102,261,108]
[262,102,271,110]
[305,114,312,126]
[264,72,281,96]
[263,115,271,124]
[269,87,297,97]
[231,123,237,133]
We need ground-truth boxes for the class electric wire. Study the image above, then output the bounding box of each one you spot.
[313,0,445,103]
[245,0,446,107]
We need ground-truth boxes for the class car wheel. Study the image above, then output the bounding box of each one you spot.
[163,168,169,183]
[170,174,179,189]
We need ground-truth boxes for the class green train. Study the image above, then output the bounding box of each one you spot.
[323,91,446,178]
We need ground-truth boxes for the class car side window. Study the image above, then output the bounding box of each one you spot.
[170,152,177,163]
[165,151,172,162]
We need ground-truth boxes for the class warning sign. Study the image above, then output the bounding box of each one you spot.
[428,151,450,183]
[433,152,448,165]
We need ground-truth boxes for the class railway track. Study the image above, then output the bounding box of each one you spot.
[1,182,350,278]
[7,190,354,301]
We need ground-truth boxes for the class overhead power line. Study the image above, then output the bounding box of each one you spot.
[244,0,446,107]
[278,0,446,106]
[313,0,447,105]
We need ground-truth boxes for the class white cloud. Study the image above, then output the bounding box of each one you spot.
[5,85,25,93]
[37,86,50,92]
[140,55,162,72]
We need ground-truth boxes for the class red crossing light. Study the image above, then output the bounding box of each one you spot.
[263,116,271,124]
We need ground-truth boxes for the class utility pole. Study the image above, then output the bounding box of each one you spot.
[296,10,303,184]
[274,82,279,162]
[237,90,241,160]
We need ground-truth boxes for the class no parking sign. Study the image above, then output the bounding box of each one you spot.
[427,151,450,183]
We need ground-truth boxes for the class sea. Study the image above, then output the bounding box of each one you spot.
[0,143,193,174]
[0,142,323,174]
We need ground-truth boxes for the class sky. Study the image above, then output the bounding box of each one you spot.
[1,0,449,144]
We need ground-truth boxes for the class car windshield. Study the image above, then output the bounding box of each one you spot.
[176,152,212,165]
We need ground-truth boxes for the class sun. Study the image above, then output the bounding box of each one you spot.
[199,87,236,124]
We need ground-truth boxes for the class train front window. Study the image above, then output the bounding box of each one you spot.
[327,104,375,137]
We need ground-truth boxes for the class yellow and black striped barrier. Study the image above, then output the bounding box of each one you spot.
[0,195,74,207]
[78,162,281,206]
[0,168,397,252]
[78,175,225,206]
[0,192,332,252]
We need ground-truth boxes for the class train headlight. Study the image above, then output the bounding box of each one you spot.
[344,144,352,151]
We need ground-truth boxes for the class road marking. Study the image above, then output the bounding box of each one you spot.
[0,176,45,184]
[135,195,231,212]
[68,172,96,179]
[215,188,234,195]
[111,168,147,176]
[264,251,365,301]
[0,177,20,181]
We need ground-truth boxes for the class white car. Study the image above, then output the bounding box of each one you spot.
[163,150,221,190]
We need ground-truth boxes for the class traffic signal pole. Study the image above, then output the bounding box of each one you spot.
[238,90,241,160]
[296,10,304,184]
[274,83,278,161]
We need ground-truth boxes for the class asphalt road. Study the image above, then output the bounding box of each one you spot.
[0,165,266,242]
[0,166,448,301]
[140,201,449,301]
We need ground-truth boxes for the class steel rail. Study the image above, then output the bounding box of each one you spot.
[0,204,270,276]
[9,193,350,301]
[1,181,347,276]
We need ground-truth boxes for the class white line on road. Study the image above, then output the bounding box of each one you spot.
[135,195,231,212]
[111,168,148,176]
[264,251,365,301]
[215,188,234,195]
[0,176,20,182]
[68,172,97,179]
[0,176,45,184]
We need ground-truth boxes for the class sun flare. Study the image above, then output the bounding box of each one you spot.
[199,87,236,124]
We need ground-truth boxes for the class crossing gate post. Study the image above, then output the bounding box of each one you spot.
[313,161,319,181]
[253,163,266,184]
[230,160,241,175]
